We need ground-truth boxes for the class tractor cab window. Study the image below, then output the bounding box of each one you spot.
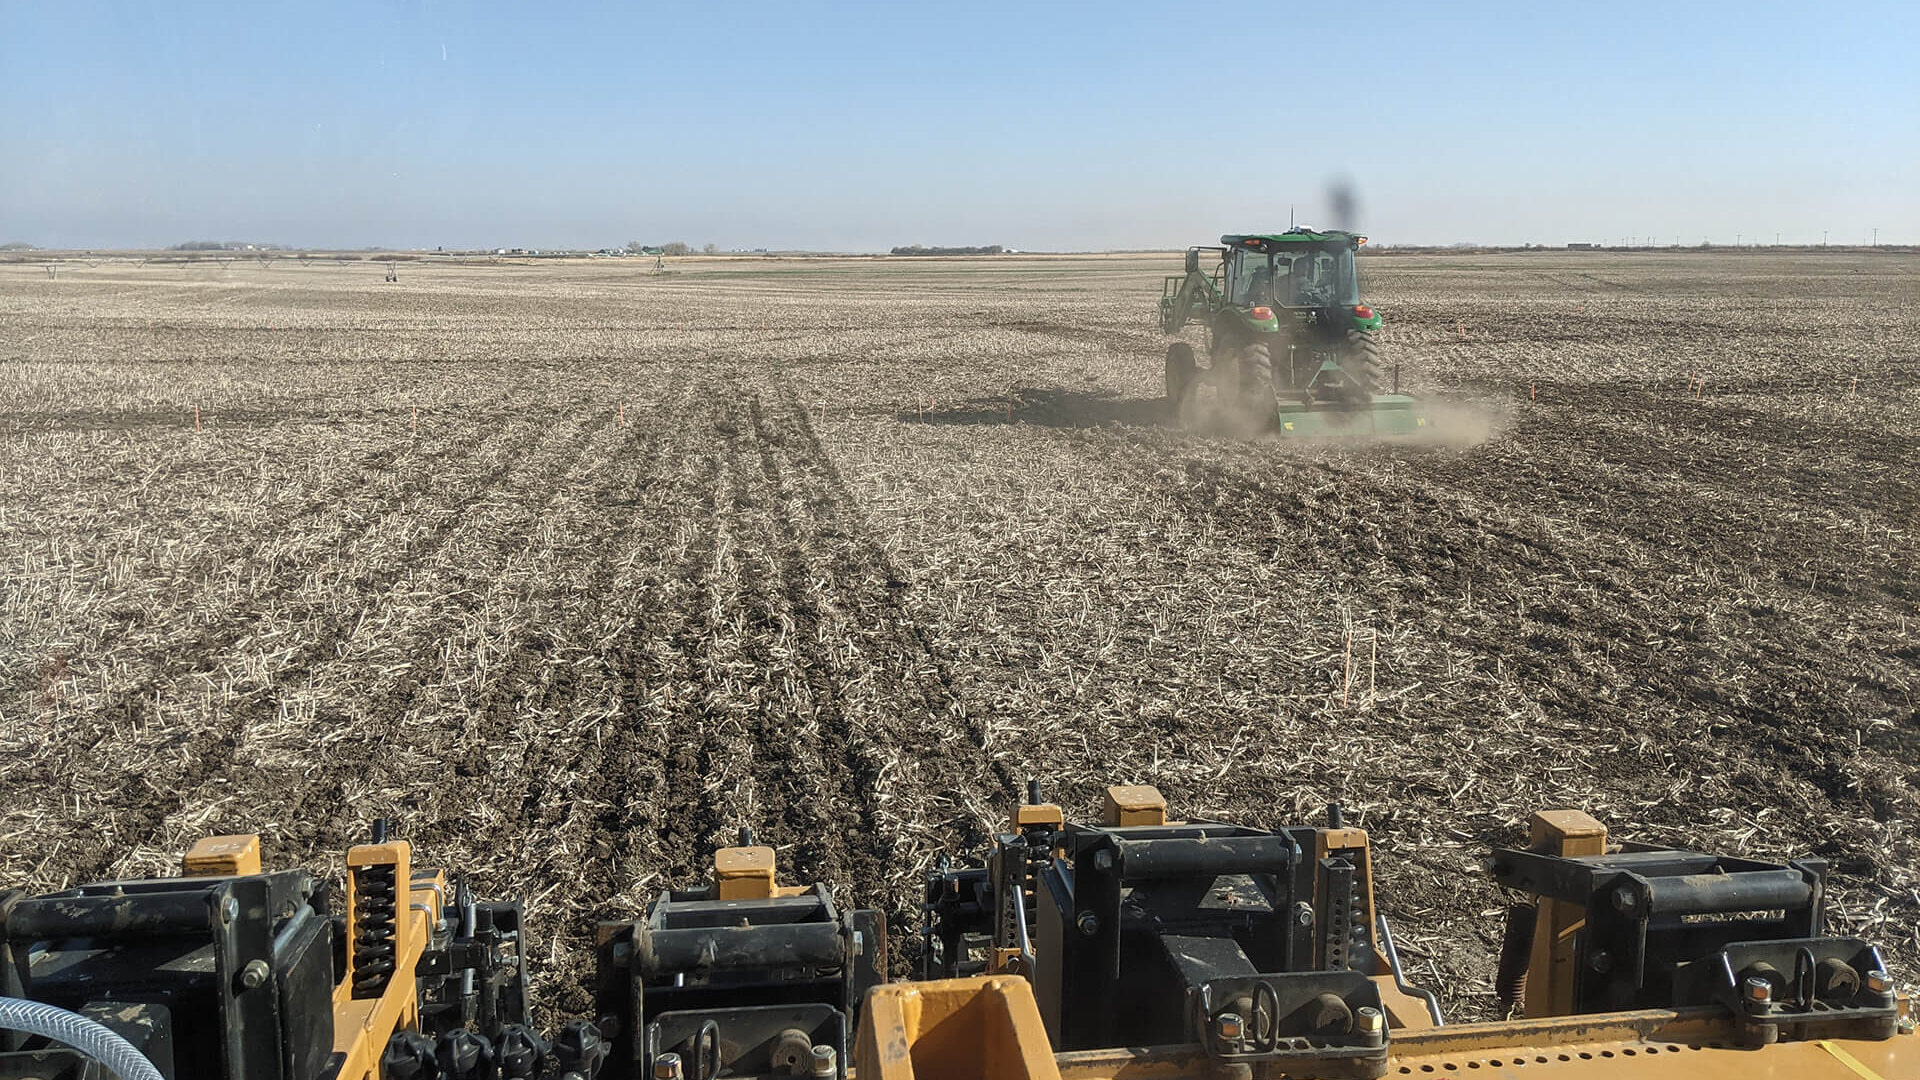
[1229,252,1286,306]
[1286,248,1360,307]
[1229,246,1359,308]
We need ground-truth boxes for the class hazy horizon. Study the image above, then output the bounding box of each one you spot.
[4,2,1916,252]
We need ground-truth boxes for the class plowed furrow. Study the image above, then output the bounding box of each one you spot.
[61,412,610,882]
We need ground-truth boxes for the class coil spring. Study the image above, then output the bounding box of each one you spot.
[1494,902,1537,1010]
[352,864,398,998]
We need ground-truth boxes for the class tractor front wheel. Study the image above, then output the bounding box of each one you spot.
[1346,329,1383,397]
[1165,342,1197,407]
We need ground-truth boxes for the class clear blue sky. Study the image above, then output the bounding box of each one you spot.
[3,1,1914,250]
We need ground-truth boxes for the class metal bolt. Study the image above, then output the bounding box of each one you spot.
[239,959,271,989]
[1355,1006,1384,1035]
[1093,849,1114,872]
[1611,885,1637,914]
[613,941,632,960]
[811,1046,836,1078]
[222,896,240,921]
[852,930,866,957]
[654,1053,684,1080]
[1294,902,1315,928]
[1744,976,1773,1003]
[1076,911,1100,937]
[1589,950,1614,974]
[1865,970,1890,995]
[1214,1012,1244,1045]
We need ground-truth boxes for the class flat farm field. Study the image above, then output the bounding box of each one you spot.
[1,250,1916,1019]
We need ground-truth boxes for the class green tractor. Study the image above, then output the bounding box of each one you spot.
[1159,229,1424,435]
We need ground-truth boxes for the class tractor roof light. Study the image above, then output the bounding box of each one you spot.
[1353,305,1374,318]
[1251,306,1274,320]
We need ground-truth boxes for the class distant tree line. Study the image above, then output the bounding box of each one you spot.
[627,241,720,256]
[169,241,290,251]
[890,244,1005,256]
[0,241,36,251]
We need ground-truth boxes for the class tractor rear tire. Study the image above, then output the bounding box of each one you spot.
[1346,329,1383,397]
[1237,343,1275,423]
[1165,342,1197,407]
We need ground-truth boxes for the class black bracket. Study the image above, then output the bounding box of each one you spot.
[1193,970,1389,1080]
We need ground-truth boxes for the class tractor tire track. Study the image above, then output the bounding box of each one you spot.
[777,384,1019,809]
[614,388,731,890]
[735,394,882,895]
[756,385,1017,956]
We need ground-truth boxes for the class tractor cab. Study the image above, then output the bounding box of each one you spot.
[1221,231,1363,311]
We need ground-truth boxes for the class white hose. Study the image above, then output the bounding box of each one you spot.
[0,997,166,1080]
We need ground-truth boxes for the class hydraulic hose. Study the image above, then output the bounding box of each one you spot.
[0,997,165,1080]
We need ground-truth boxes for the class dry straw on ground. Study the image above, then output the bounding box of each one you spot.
[0,250,1915,1023]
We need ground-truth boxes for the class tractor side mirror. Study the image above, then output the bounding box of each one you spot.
[1184,250,1200,273]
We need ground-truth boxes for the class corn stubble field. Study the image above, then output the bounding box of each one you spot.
[1,251,1916,1021]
